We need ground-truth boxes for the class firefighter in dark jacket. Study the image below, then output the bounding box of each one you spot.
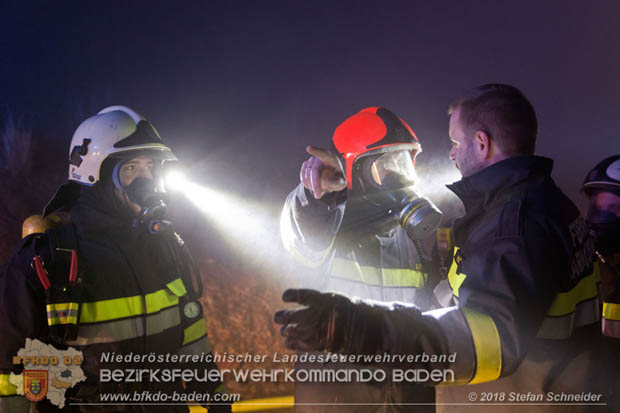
[280,107,441,412]
[583,155,620,338]
[276,85,610,412]
[0,106,230,412]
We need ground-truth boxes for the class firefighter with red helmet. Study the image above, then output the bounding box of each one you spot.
[0,106,230,412]
[280,107,440,412]
[583,155,620,338]
[277,86,611,413]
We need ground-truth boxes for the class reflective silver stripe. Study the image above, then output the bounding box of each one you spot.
[602,318,620,338]
[423,306,475,385]
[433,280,456,308]
[574,296,600,327]
[47,308,79,326]
[178,335,212,355]
[47,309,78,319]
[536,296,600,339]
[66,306,180,346]
[382,287,418,303]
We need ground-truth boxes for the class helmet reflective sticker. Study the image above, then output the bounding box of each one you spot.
[606,159,620,181]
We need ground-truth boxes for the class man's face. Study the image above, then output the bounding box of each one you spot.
[115,155,155,215]
[449,108,479,178]
[587,190,620,256]
[118,156,154,187]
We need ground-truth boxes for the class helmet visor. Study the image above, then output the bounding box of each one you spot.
[370,150,416,188]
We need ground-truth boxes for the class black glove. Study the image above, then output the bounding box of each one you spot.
[273,288,354,352]
[274,288,430,356]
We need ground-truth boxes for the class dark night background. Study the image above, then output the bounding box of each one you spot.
[1,0,619,404]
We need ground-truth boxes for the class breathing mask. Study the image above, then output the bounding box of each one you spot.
[339,149,442,241]
[112,156,169,220]
[587,209,620,256]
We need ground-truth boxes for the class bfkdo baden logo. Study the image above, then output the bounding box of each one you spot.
[23,370,49,402]
[10,338,86,408]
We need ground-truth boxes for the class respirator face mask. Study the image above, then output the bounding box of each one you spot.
[112,157,169,219]
[587,209,620,257]
[585,189,620,257]
[340,150,442,241]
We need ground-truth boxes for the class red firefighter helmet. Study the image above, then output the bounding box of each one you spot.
[332,107,421,189]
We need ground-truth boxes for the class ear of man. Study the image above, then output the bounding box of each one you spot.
[474,130,491,161]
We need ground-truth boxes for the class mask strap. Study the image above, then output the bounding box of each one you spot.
[112,160,125,191]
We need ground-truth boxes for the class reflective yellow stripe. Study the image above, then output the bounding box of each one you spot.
[400,202,426,225]
[0,374,17,396]
[183,319,207,345]
[330,258,425,287]
[47,302,79,325]
[232,395,294,412]
[447,248,466,297]
[80,278,186,323]
[603,302,620,321]
[546,263,600,317]
[381,267,426,287]
[48,315,78,325]
[166,278,187,297]
[462,307,502,384]
[46,302,79,312]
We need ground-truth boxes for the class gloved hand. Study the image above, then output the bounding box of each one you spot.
[275,289,453,375]
[274,288,429,356]
[300,146,346,199]
[273,288,354,352]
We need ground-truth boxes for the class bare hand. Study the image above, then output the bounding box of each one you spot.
[299,146,346,199]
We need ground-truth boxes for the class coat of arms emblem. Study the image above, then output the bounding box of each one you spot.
[24,370,49,402]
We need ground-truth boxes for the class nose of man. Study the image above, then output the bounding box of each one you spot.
[449,146,458,166]
[138,167,153,180]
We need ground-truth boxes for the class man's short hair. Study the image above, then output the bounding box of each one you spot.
[448,84,538,155]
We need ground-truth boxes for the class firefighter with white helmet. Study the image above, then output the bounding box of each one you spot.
[1,106,230,412]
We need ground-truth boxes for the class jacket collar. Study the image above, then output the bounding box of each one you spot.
[446,155,554,212]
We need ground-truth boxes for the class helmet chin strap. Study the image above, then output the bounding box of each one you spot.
[112,161,125,193]
[111,161,138,214]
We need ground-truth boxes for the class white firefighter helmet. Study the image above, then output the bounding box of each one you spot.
[68,105,177,185]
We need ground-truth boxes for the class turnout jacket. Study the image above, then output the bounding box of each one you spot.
[423,156,610,412]
[0,199,225,412]
[281,183,431,303]
[280,183,435,413]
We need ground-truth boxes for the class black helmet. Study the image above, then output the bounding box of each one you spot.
[582,155,620,196]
